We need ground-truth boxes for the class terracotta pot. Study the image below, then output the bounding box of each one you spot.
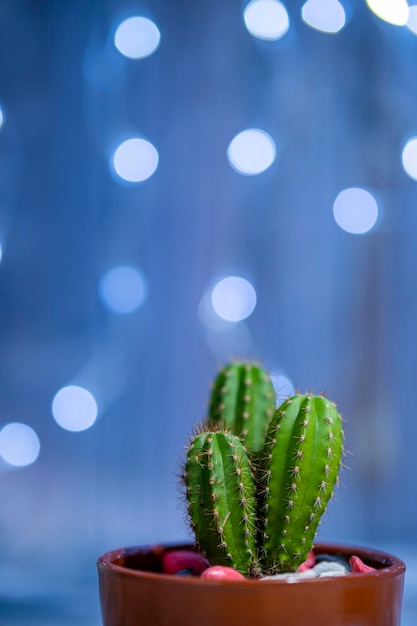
[97,542,405,626]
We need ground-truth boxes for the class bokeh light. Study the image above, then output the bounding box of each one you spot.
[407,5,417,34]
[270,373,295,406]
[333,187,379,234]
[366,0,409,26]
[402,137,417,180]
[52,386,98,432]
[211,276,257,322]
[0,423,40,467]
[0,107,4,129]
[0,243,3,265]
[99,266,148,314]
[227,129,276,175]
[243,0,290,41]
[114,16,161,59]
[113,138,159,183]
[301,0,346,33]
[198,290,237,333]
[206,323,253,360]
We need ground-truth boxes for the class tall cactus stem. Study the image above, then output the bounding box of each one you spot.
[207,362,276,454]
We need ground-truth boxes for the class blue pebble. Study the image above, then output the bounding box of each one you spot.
[174,568,194,576]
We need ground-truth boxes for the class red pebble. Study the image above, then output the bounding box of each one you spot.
[349,555,376,573]
[201,566,245,580]
[298,550,316,572]
[162,550,210,575]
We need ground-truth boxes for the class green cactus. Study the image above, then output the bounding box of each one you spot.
[184,363,344,577]
[206,362,276,454]
[259,394,344,573]
[184,430,259,576]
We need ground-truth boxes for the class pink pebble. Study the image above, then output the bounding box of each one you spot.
[201,566,245,580]
[162,550,210,575]
[349,555,376,573]
[298,550,316,572]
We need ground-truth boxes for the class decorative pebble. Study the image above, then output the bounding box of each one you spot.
[349,555,377,573]
[261,569,318,582]
[200,566,245,580]
[162,550,210,575]
[298,550,316,572]
[318,570,347,578]
[315,553,351,571]
[174,568,194,576]
[312,560,349,577]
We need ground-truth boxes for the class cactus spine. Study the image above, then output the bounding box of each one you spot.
[260,394,343,573]
[184,431,258,575]
[184,362,344,577]
[207,362,276,454]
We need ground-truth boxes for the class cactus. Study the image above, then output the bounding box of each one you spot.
[206,362,276,454]
[259,394,344,573]
[184,430,259,576]
[184,362,344,577]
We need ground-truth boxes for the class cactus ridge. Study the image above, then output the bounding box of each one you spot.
[184,430,259,575]
[207,362,276,454]
[259,394,344,573]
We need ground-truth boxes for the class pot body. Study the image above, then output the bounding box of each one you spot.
[97,542,405,626]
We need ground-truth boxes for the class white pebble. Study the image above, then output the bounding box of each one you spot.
[318,570,348,578]
[313,561,348,576]
[261,569,318,582]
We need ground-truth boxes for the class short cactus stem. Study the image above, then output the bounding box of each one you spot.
[207,362,276,454]
[259,394,344,574]
[184,430,259,576]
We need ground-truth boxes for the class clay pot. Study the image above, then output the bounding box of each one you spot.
[97,542,405,626]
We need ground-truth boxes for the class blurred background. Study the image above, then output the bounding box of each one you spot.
[0,0,416,623]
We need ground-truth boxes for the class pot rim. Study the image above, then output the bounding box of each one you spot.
[97,541,406,586]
